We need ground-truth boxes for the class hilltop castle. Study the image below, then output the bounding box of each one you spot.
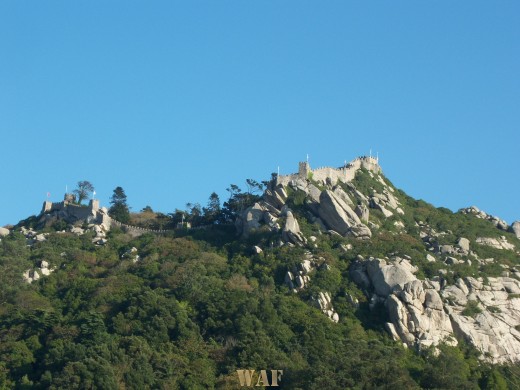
[276,155,381,187]
[40,194,177,235]
[41,194,111,228]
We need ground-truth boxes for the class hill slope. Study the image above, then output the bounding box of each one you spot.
[1,156,520,389]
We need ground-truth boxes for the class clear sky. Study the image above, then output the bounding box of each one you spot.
[1,1,519,226]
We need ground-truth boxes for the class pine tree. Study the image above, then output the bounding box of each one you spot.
[109,186,130,223]
[203,192,221,224]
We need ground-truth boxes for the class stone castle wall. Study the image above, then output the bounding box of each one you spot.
[41,196,172,236]
[277,156,381,187]
[42,198,99,221]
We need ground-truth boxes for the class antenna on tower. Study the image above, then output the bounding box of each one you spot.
[376,152,379,163]
[370,148,372,158]
[306,154,309,163]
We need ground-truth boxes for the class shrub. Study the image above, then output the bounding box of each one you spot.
[462,300,482,317]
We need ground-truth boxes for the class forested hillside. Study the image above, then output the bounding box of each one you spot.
[1,165,520,389]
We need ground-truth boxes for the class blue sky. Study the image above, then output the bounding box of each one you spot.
[1,1,519,226]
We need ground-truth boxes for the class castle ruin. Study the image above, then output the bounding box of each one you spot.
[276,155,381,187]
[41,194,111,228]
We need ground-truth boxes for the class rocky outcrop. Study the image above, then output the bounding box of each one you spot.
[312,291,339,323]
[285,251,314,291]
[0,227,10,237]
[23,260,55,283]
[369,188,404,217]
[370,197,394,218]
[511,221,520,239]
[443,276,520,363]
[351,257,520,363]
[285,251,339,322]
[318,190,360,235]
[317,190,371,238]
[476,236,515,251]
[121,247,140,263]
[71,226,85,235]
[237,158,386,243]
[237,203,266,237]
[459,206,509,231]
[355,204,369,222]
[348,224,372,240]
[457,237,470,253]
[282,210,307,246]
[365,258,416,296]
[264,186,288,209]
[351,257,455,350]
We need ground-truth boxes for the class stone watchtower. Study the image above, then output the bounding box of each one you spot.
[89,199,100,213]
[298,161,310,179]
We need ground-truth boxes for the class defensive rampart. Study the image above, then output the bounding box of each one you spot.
[276,156,381,187]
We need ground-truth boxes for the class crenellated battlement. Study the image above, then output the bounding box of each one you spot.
[276,155,381,187]
[40,194,182,236]
[41,195,99,217]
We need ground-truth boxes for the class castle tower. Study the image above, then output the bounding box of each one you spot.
[42,201,53,214]
[89,199,100,212]
[298,161,310,178]
[63,193,75,204]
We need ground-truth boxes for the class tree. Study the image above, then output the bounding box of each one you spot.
[109,187,130,223]
[221,181,262,223]
[203,192,221,225]
[74,181,95,205]
[245,179,263,195]
[186,203,203,226]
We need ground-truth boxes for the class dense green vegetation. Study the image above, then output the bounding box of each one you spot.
[0,226,517,389]
[1,172,520,388]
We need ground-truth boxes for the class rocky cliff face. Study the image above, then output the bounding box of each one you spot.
[236,158,520,364]
[351,256,520,364]
[235,160,387,242]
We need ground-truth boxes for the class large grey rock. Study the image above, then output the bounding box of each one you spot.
[71,226,85,235]
[312,292,339,322]
[285,271,295,289]
[511,221,520,239]
[40,267,51,276]
[355,204,369,222]
[351,257,520,363]
[495,220,509,231]
[35,234,47,242]
[399,280,425,308]
[424,289,443,310]
[264,188,286,209]
[439,245,455,254]
[348,223,372,239]
[306,184,322,204]
[332,186,354,206]
[476,236,515,251]
[281,211,307,246]
[238,203,265,237]
[366,259,416,297]
[318,190,361,235]
[301,259,312,274]
[457,237,470,252]
[370,197,394,218]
